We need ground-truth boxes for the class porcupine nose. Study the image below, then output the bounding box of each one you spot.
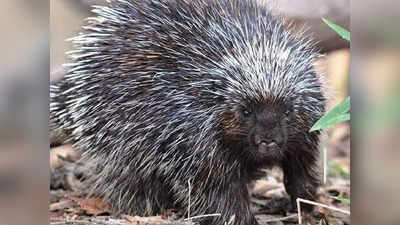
[254,135,279,154]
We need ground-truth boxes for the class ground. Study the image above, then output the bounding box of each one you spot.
[49,123,350,225]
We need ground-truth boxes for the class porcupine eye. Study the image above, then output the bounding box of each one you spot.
[242,109,251,118]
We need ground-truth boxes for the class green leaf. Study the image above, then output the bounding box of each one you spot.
[333,196,350,205]
[310,97,350,132]
[311,113,350,131]
[322,18,350,41]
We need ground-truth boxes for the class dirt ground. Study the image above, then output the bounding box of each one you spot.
[49,122,350,225]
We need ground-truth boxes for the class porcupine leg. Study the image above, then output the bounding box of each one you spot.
[184,175,259,225]
[282,147,319,212]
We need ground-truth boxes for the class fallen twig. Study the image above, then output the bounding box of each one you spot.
[184,213,221,221]
[296,198,350,225]
[264,214,298,223]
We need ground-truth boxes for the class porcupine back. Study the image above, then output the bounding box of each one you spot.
[50,0,325,219]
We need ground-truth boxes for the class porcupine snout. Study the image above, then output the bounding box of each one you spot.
[247,104,290,156]
[252,126,285,154]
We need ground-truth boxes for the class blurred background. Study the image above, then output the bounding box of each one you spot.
[0,0,49,225]
[352,1,400,225]
[0,0,399,224]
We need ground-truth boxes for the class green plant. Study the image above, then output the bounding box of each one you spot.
[322,18,350,41]
[310,19,350,132]
[310,96,350,131]
[333,195,350,205]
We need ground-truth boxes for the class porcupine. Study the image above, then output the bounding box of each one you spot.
[50,0,326,224]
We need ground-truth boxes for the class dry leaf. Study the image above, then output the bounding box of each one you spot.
[123,215,166,225]
[252,179,284,197]
[50,144,80,168]
[71,197,111,215]
[121,214,137,222]
[49,199,75,211]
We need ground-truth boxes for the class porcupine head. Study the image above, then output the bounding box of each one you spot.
[50,0,327,224]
